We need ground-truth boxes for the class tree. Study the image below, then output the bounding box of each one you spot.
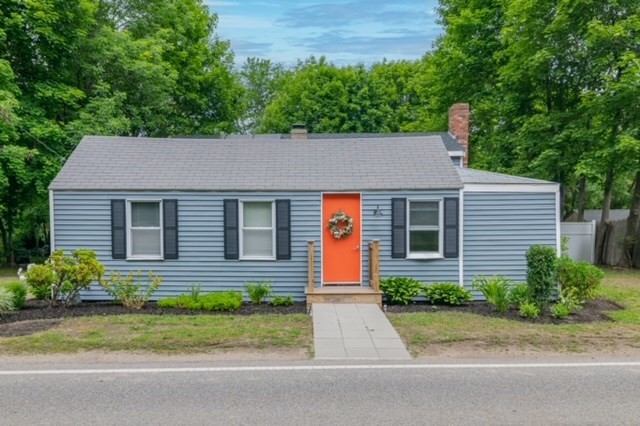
[237,57,286,134]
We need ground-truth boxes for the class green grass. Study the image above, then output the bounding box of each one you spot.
[389,267,640,356]
[0,314,313,355]
[0,268,18,285]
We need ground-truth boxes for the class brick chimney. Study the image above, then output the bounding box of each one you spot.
[291,124,307,140]
[448,103,470,167]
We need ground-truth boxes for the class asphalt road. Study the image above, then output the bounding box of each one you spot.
[2,360,640,425]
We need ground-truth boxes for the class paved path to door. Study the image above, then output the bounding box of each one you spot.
[312,304,411,360]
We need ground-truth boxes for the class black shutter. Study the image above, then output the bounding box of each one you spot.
[224,199,239,259]
[111,200,126,259]
[391,198,407,258]
[275,199,291,260]
[443,197,459,258]
[163,200,178,259]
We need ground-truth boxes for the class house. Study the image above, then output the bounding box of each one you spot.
[48,104,560,304]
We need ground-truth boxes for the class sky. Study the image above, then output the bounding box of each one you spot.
[205,0,442,67]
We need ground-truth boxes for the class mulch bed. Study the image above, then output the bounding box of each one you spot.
[385,298,624,324]
[0,298,625,338]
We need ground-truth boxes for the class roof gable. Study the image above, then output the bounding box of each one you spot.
[50,135,463,191]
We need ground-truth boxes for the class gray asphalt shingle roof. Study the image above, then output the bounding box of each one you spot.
[457,167,555,185]
[50,135,464,191]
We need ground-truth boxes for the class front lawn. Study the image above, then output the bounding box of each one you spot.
[0,268,18,285]
[389,267,640,357]
[0,314,313,355]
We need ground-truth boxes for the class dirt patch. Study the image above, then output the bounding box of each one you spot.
[385,298,623,323]
[0,320,62,337]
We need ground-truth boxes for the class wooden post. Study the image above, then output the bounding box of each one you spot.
[307,240,315,293]
[369,240,380,292]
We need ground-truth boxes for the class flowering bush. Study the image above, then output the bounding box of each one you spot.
[99,270,162,309]
[25,250,105,307]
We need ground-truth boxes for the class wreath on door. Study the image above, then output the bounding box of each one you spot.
[328,210,354,239]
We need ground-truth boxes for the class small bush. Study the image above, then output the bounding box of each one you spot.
[472,275,512,315]
[0,287,15,313]
[189,283,202,300]
[526,245,557,309]
[270,295,294,307]
[25,250,105,307]
[4,281,27,310]
[158,291,242,312]
[25,264,55,300]
[519,302,540,319]
[245,281,273,304]
[551,303,571,319]
[508,283,532,308]
[555,256,604,304]
[380,276,423,305]
[423,283,472,305]
[100,270,162,309]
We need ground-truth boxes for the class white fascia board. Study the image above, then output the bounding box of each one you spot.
[448,151,465,157]
[464,183,560,193]
[49,190,55,253]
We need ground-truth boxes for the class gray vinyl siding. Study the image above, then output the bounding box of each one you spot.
[463,191,557,290]
[361,190,460,285]
[53,189,461,301]
[53,191,321,301]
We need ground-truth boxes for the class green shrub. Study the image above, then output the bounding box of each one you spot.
[158,291,242,312]
[25,250,105,307]
[380,276,423,305]
[508,283,532,307]
[100,270,162,309]
[0,287,15,313]
[472,275,512,315]
[555,256,604,304]
[245,281,273,304]
[25,264,55,300]
[157,298,177,309]
[423,282,472,305]
[200,292,242,311]
[4,281,27,310]
[270,295,294,307]
[526,245,557,309]
[551,302,571,319]
[519,302,541,319]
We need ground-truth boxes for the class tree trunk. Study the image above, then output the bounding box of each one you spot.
[595,168,614,264]
[0,218,8,267]
[622,171,640,268]
[577,176,587,222]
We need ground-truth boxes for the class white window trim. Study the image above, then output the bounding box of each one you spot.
[126,200,164,260]
[239,200,276,261]
[406,199,444,260]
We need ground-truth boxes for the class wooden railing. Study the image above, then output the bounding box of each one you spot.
[369,240,380,292]
[307,240,315,293]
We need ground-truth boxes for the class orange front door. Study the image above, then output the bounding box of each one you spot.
[322,193,361,284]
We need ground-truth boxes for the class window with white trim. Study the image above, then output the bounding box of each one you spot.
[128,201,163,259]
[408,200,442,258]
[240,201,275,259]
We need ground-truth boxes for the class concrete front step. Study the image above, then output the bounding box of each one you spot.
[306,287,382,308]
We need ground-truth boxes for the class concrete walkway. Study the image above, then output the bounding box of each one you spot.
[312,304,411,360]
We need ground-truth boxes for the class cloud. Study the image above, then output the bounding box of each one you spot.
[203,0,240,8]
[292,29,439,57]
[276,1,427,28]
[230,39,273,56]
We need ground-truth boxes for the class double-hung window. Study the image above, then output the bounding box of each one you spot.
[407,200,442,258]
[240,201,275,259]
[127,201,163,259]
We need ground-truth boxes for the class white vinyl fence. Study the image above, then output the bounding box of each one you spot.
[560,221,596,263]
